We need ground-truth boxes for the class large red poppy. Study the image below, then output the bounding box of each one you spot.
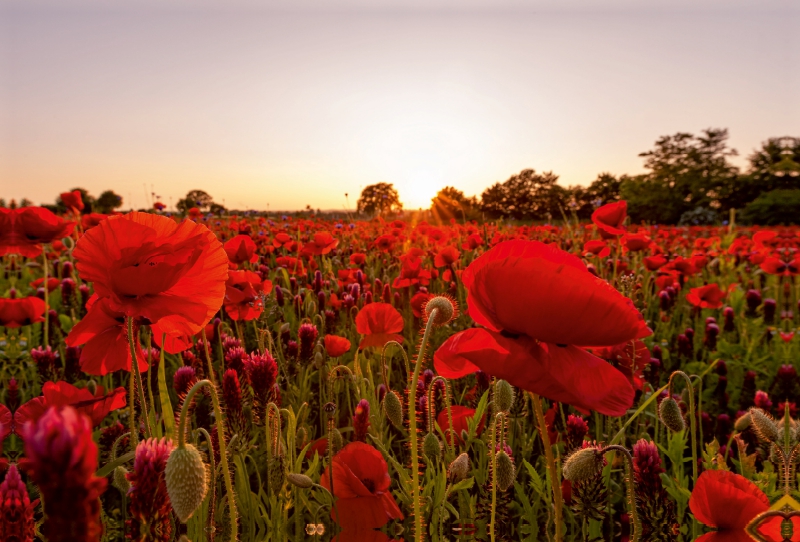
[302,231,339,256]
[60,190,84,212]
[0,207,76,258]
[689,469,773,542]
[223,270,272,321]
[437,405,485,445]
[320,442,404,530]
[687,284,725,309]
[224,234,258,265]
[324,335,352,357]
[72,212,228,338]
[592,201,627,237]
[435,240,649,416]
[0,296,47,328]
[355,303,404,349]
[15,381,126,429]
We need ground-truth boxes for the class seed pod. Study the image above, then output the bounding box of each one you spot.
[165,444,209,523]
[383,390,404,429]
[448,453,470,481]
[734,412,752,432]
[268,455,286,495]
[750,408,780,443]
[286,473,315,489]
[494,380,514,414]
[658,398,685,433]
[563,447,604,483]
[112,466,130,494]
[495,450,516,491]
[330,428,344,453]
[423,432,442,460]
[425,295,456,326]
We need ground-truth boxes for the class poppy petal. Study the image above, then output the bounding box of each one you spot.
[689,470,769,531]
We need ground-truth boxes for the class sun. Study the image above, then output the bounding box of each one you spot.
[398,171,442,210]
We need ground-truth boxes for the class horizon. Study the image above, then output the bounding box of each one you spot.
[2,0,798,211]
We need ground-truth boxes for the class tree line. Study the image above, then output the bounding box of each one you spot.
[358,130,800,225]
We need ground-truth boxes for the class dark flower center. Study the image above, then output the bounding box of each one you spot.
[360,478,375,493]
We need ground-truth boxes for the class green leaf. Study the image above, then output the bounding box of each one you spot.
[450,476,475,493]
[58,314,74,333]
[96,451,135,478]
[157,343,175,439]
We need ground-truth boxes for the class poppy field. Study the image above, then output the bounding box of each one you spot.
[2,194,800,542]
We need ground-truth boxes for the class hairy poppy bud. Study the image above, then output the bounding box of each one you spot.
[423,432,442,460]
[286,473,315,489]
[563,447,604,483]
[330,428,344,453]
[165,444,209,523]
[494,380,514,413]
[734,412,751,432]
[495,450,516,491]
[384,390,404,429]
[113,466,131,494]
[448,453,470,481]
[658,398,685,433]
[425,295,456,326]
[749,408,779,443]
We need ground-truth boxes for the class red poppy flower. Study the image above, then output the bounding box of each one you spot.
[410,292,430,318]
[435,240,649,416]
[65,296,149,375]
[589,340,651,391]
[0,296,47,328]
[275,256,306,276]
[434,246,460,267]
[392,254,431,289]
[356,303,404,349]
[224,234,258,265]
[760,256,800,276]
[273,232,293,248]
[689,469,773,542]
[0,404,11,442]
[223,270,272,321]
[15,381,126,428]
[72,212,228,338]
[81,213,108,230]
[462,233,483,251]
[30,277,60,292]
[643,255,668,271]
[320,442,404,530]
[622,232,651,252]
[437,405,485,445]
[350,253,367,266]
[305,437,328,459]
[373,235,396,252]
[583,240,610,258]
[592,201,627,237]
[302,231,339,256]
[687,284,725,309]
[324,335,352,357]
[60,190,84,212]
[0,207,76,258]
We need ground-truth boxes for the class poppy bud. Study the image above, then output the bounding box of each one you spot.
[423,432,442,460]
[113,466,131,494]
[495,450,516,491]
[563,447,604,483]
[383,390,404,429]
[286,473,315,489]
[425,295,456,326]
[746,289,762,315]
[723,306,735,332]
[448,453,470,481]
[764,298,776,324]
[165,444,209,523]
[494,380,514,413]
[658,398,685,433]
[749,408,779,443]
[330,428,344,453]
[296,427,307,448]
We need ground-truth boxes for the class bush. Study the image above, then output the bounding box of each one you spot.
[740,189,800,225]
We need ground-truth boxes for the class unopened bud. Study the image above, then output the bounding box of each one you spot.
[750,408,780,443]
[734,412,751,432]
[658,398,685,433]
[165,444,209,523]
[563,447,604,483]
[383,390,404,429]
[286,473,315,489]
[495,451,516,491]
[330,428,344,453]
[423,432,442,460]
[494,380,514,413]
[448,453,470,481]
[113,466,130,494]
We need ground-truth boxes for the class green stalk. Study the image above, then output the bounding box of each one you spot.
[531,392,563,542]
[669,370,697,539]
[602,445,641,542]
[408,307,438,542]
[41,245,49,347]
[178,380,238,541]
[127,317,151,439]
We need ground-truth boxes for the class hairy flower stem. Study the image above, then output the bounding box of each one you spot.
[428,376,454,457]
[201,328,217,386]
[408,307,438,542]
[179,379,239,541]
[531,392,563,542]
[127,317,152,439]
[668,370,697,538]
[601,445,641,542]
[196,427,216,542]
[489,412,506,542]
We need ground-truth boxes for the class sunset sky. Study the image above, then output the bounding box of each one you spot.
[1,0,798,211]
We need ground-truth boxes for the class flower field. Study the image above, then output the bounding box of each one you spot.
[2,194,800,542]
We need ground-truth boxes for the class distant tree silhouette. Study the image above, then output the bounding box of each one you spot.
[56,188,95,214]
[177,190,214,212]
[430,186,478,222]
[95,190,123,213]
[480,169,567,221]
[357,183,402,216]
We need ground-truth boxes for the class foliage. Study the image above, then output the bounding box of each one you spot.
[176,189,215,212]
[480,168,566,220]
[430,186,479,222]
[95,190,123,213]
[740,189,800,225]
[356,182,403,216]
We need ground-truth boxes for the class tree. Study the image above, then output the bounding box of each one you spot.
[568,172,623,219]
[56,188,95,214]
[625,129,738,224]
[740,189,800,226]
[356,183,403,216]
[430,186,478,222]
[480,169,567,221]
[176,190,214,213]
[95,190,123,213]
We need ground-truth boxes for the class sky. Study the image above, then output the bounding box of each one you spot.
[1,0,798,211]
